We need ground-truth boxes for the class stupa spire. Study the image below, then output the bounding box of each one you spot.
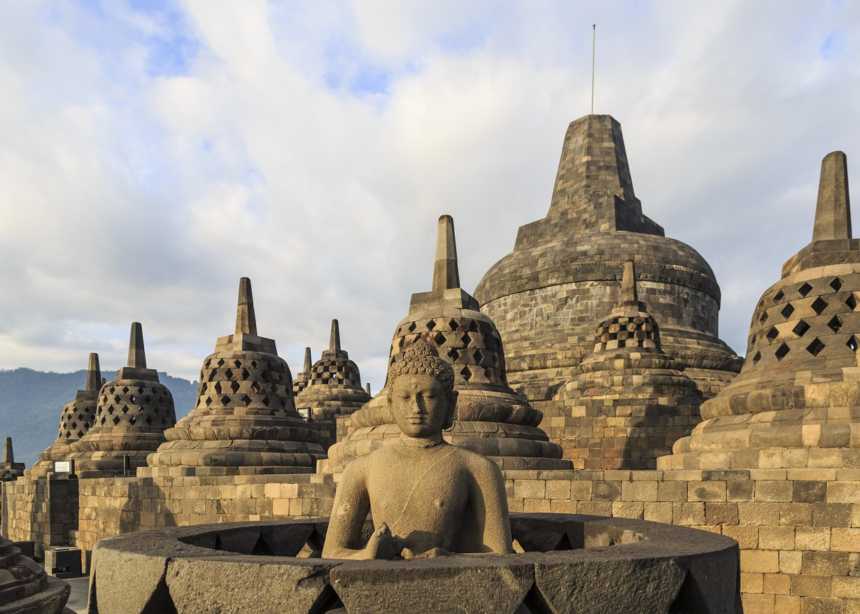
[432,215,460,293]
[329,319,341,353]
[127,322,146,369]
[85,352,101,392]
[620,260,638,306]
[235,277,258,336]
[303,347,312,373]
[813,151,852,242]
[4,437,12,464]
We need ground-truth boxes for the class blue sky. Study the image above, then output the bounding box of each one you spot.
[0,1,858,392]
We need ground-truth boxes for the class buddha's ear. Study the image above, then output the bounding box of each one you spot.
[444,389,458,430]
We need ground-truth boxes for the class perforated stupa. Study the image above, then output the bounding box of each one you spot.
[327,215,568,472]
[144,277,326,476]
[71,323,176,477]
[29,353,102,477]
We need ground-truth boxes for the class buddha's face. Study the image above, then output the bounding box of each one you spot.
[388,374,454,438]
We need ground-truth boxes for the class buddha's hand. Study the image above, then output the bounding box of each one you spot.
[364,523,400,560]
[402,546,450,560]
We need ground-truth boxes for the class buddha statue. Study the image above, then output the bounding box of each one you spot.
[322,340,513,560]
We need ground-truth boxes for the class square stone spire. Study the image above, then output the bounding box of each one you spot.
[813,151,851,241]
[409,215,479,311]
[118,322,159,381]
[215,277,277,354]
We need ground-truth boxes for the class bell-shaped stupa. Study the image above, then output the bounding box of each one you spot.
[328,215,569,472]
[144,278,326,476]
[294,319,371,448]
[554,261,702,469]
[0,536,69,613]
[71,323,176,477]
[292,347,313,396]
[475,114,741,405]
[664,151,860,470]
[29,353,102,477]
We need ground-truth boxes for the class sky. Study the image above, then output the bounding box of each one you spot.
[0,1,858,392]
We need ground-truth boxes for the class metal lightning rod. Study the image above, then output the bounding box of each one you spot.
[591,24,596,114]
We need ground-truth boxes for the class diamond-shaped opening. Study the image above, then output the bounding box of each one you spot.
[251,360,258,368]
[474,349,484,364]
[792,321,810,337]
[766,327,779,341]
[225,369,233,380]
[214,382,222,394]
[217,358,225,367]
[230,381,240,393]
[262,396,270,407]
[828,316,843,333]
[807,338,825,356]
[426,320,436,331]
[759,311,769,323]
[752,351,762,364]
[811,297,828,315]
[460,366,472,381]
[241,369,250,379]
[775,343,790,360]
[798,282,813,297]
[449,319,459,331]
[781,303,795,319]
[220,395,231,405]
[233,359,241,369]
[831,278,843,292]
[462,333,472,347]
[434,332,446,346]
[773,290,785,302]
[848,336,859,352]
[848,294,858,310]
[447,348,460,361]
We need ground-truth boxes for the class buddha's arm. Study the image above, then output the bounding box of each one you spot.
[470,459,514,554]
[322,458,375,560]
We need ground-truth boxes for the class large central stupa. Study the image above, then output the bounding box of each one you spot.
[475,114,742,403]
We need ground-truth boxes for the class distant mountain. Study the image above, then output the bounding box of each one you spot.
[0,368,198,466]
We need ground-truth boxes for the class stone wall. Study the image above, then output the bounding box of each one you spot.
[74,473,334,553]
[2,475,77,555]
[504,467,860,614]
[6,466,860,610]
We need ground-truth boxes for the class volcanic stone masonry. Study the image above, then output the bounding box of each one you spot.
[29,353,102,478]
[552,260,703,470]
[143,277,326,476]
[294,319,371,449]
[292,346,313,397]
[326,214,569,473]
[70,323,176,478]
[474,114,742,409]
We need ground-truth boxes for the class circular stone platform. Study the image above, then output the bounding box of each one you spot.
[87,515,739,614]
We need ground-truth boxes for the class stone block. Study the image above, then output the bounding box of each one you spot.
[796,528,831,551]
[728,480,755,502]
[706,503,739,525]
[790,575,832,598]
[723,525,759,549]
[514,480,546,499]
[621,480,657,502]
[673,502,705,526]
[759,527,795,550]
[831,528,860,552]
[644,502,673,524]
[658,480,688,502]
[741,550,780,574]
[756,481,793,503]
[763,573,790,595]
[794,481,827,504]
[780,550,803,574]
[689,481,727,502]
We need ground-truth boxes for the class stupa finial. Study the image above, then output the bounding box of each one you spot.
[85,352,101,392]
[127,322,146,369]
[813,151,852,242]
[620,260,638,306]
[432,215,460,293]
[4,437,12,464]
[303,347,312,373]
[235,277,258,336]
[329,319,341,353]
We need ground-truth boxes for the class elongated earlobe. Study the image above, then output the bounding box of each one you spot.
[443,390,458,431]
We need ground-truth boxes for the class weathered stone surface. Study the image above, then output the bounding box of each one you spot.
[331,556,533,614]
[0,535,69,614]
[165,556,336,614]
[475,114,741,407]
[534,555,685,613]
[0,437,24,481]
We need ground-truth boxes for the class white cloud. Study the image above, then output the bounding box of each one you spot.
[0,0,859,398]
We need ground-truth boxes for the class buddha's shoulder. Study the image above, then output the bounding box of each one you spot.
[447,446,501,474]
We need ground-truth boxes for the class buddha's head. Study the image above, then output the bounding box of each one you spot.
[386,340,456,438]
